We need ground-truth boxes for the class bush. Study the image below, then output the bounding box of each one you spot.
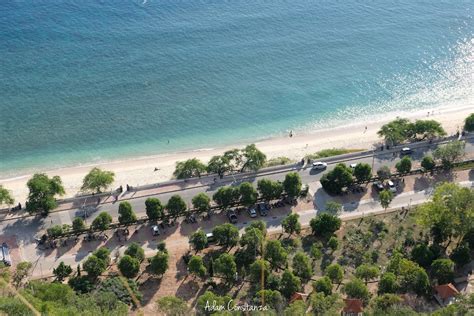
[118,255,140,279]
[313,276,332,296]
[98,276,142,306]
[125,243,145,262]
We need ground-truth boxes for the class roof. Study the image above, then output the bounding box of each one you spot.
[289,292,308,304]
[434,283,460,299]
[343,299,363,313]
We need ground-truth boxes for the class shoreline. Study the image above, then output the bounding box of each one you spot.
[1,104,472,203]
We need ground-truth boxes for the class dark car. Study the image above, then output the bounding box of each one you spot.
[257,203,269,216]
[227,209,238,224]
[373,181,384,192]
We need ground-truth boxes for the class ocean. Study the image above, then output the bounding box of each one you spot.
[1,0,473,177]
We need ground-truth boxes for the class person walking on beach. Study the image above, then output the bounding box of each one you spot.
[289,130,293,138]
[364,126,367,133]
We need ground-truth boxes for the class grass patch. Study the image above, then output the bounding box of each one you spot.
[305,148,365,160]
[454,160,474,171]
[264,156,295,167]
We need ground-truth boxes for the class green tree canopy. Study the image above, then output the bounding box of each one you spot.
[72,217,86,232]
[212,186,240,209]
[240,226,264,255]
[411,243,435,267]
[292,251,312,280]
[239,182,258,207]
[196,291,231,315]
[81,168,115,193]
[257,179,284,201]
[265,240,288,269]
[156,296,189,316]
[325,201,343,215]
[283,172,302,199]
[191,193,211,213]
[124,243,145,262]
[284,300,306,316]
[433,140,465,168]
[188,255,206,278]
[421,155,436,171]
[150,251,169,277]
[310,292,343,315]
[313,276,333,296]
[241,144,267,172]
[325,263,344,284]
[355,264,380,283]
[386,254,430,295]
[310,213,341,238]
[118,255,140,278]
[0,186,14,205]
[280,270,301,299]
[26,173,65,215]
[396,156,412,174]
[249,259,271,285]
[212,223,240,248]
[282,213,301,235]
[320,163,353,195]
[378,272,398,294]
[91,212,112,231]
[343,278,370,302]
[189,229,208,252]
[83,255,106,280]
[328,236,339,251]
[379,189,393,209]
[464,113,474,132]
[166,195,187,218]
[412,119,446,140]
[118,201,137,224]
[214,253,237,282]
[145,197,163,221]
[431,259,455,284]
[378,118,412,145]
[206,155,232,177]
[93,247,111,265]
[353,163,372,182]
[377,166,391,180]
[53,261,72,282]
[450,244,471,267]
[173,158,207,179]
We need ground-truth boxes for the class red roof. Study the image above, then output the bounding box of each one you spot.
[343,299,363,313]
[289,292,307,304]
[434,283,460,299]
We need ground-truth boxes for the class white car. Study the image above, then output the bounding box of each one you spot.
[387,180,397,193]
[350,163,359,169]
[247,207,257,218]
[401,147,413,155]
[312,162,328,170]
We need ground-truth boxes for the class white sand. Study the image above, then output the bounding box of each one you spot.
[1,105,472,203]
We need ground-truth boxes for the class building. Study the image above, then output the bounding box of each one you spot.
[342,299,363,316]
[289,292,308,305]
[433,283,460,306]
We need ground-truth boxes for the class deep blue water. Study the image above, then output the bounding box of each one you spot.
[1,0,473,176]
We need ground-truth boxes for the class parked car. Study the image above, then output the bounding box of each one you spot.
[387,180,397,193]
[227,209,238,223]
[257,202,268,216]
[373,181,385,192]
[206,232,215,244]
[350,163,359,169]
[312,162,328,170]
[247,207,257,218]
[401,147,413,155]
[151,225,160,236]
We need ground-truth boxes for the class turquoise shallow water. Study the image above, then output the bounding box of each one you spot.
[0,1,473,177]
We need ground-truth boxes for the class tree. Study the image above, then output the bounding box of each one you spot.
[249,220,267,236]
[343,278,370,302]
[118,201,136,224]
[254,289,284,313]
[313,276,332,296]
[125,243,145,262]
[292,252,312,280]
[411,243,435,267]
[196,291,231,315]
[214,253,237,282]
[310,213,341,238]
[412,119,446,140]
[212,186,239,209]
[81,168,115,193]
[325,201,342,215]
[26,173,65,215]
[379,190,393,209]
[239,182,258,207]
[257,179,284,201]
[93,247,111,265]
[156,296,189,316]
[207,155,232,177]
[72,217,86,232]
[378,272,398,294]
[355,264,380,283]
[450,244,471,267]
[241,144,266,172]
[240,226,264,255]
[396,156,412,174]
[166,195,187,218]
[386,255,430,295]
[191,193,210,213]
[173,158,207,179]
[310,244,323,261]
[47,224,65,238]
[0,186,14,206]
[150,251,169,277]
[431,259,455,284]
[189,229,208,252]
[327,236,339,251]
[353,163,372,182]
[13,261,32,288]
[282,213,301,235]
[212,223,240,248]
[310,292,343,315]
[280,270,301,298]
[145,198,163,221]
[83,255,106,280]
[320,163,353,195]
[433,140,465,168]
[421,155,436,172]
[283,172,302,199]
[53,262,72,282]
[377,166,391,180]
[417,183,474,242]
[464,113,474,132]
[249,259,271,284]
[373,294,404,313]
[265,240,288,269]
[118,255,140,278]
[284,300,306,316]
[325,263,344,284]
[188,255,206,278]
[378,118,412,145]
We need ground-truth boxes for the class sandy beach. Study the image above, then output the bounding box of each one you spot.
[1,104,472,204]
